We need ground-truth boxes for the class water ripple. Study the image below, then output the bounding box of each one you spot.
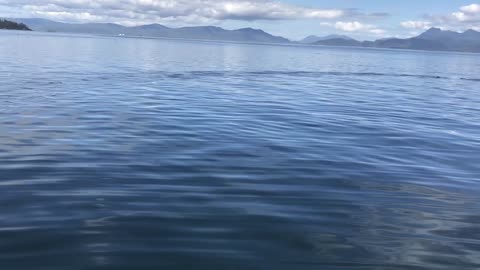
[1,31,480,270]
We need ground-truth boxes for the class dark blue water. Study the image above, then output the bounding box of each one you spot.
[1,30,480,270]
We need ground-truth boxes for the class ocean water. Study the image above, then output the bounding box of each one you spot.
[1,30,480,270]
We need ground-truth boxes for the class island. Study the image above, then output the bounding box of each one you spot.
[0,19,31,31]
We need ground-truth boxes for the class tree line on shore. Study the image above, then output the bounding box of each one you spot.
[0,19,31,31]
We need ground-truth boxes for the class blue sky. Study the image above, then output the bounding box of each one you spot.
[1,1,479,40]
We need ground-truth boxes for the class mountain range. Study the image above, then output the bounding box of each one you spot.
[300,34,354,44]
[311,28,480,53]
[10,18,289,44]
[8,18,480,53]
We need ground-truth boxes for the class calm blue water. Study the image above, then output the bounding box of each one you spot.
[1,30,480,270]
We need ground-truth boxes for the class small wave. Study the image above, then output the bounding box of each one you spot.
[460,77,480,82]
[158,70,462,81]
[90,70,479,82]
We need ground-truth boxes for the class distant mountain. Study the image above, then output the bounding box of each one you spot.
[417,27,461,40]
[368,37,448,51]
[307,28,480,53]
[462,29,480,40]
[0,19,31,31]
[301,34,353,43]
[10,18,289,44]
[371,28,480,52]
[314,38,362,47]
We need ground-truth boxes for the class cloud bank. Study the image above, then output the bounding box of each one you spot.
[319,21,386,36]
[401,3,480,31]
[0,0,345,25]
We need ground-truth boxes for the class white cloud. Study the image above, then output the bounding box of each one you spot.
[451,11,478,22]
[334,21,385,35]
[319,22,333,27]
[442,3,480,26]
[460,4,480,14]
[335,21,369,31]
[1,0,346,25]
[400,20,431,30]
[407,3,480,32]
[369,28,386,35]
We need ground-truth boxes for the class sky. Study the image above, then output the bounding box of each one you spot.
[0,0,479,40]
